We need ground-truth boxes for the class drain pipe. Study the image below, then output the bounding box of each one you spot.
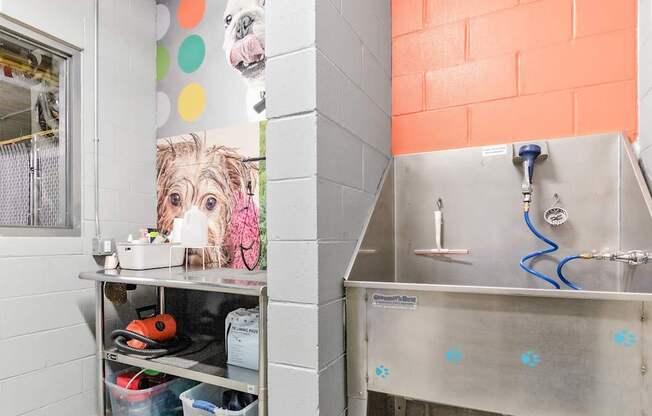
[94,0,100,240]
[91,0,113,255]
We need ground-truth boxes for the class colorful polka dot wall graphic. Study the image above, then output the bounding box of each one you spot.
[156,0,266,135]
[156,4,171,40]
[156,92,171,128]
[178,35,206,73]
[177,0,205,29]
[156,44,170,81]
[178,82,206,122]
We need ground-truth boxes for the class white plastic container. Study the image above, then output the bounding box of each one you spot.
[180,384,258,416]
[106,368,195,416]
[117,243,185,270]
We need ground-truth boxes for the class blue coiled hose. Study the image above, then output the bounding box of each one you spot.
[556,255,583,290]
[520,211,561,289]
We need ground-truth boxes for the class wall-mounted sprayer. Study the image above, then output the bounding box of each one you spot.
[515,142,651,291]
[515,144,564,289]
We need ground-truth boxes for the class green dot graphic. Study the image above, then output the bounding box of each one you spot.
[178,34,206,73]
[156,44,170,81]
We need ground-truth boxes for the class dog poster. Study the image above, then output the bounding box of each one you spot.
[156,0,267,269]
[157,123,267,270]
[156,0,266,137]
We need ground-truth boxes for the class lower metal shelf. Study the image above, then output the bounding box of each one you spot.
[103,337,259,394]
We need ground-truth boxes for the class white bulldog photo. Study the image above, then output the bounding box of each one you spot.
[223,0,266,122]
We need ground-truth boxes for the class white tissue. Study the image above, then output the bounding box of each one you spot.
[181,206,208,247]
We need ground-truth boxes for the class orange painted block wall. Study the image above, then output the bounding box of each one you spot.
[392,0,638,155]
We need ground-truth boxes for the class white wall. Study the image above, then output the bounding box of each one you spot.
[0,1,156,415]
[641,0,652,177]
[266,0,391,414]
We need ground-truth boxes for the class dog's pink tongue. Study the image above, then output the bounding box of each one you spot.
[230,35,264,66]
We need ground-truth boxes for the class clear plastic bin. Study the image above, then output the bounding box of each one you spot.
[106,368,196,416]
[180,384,258,416]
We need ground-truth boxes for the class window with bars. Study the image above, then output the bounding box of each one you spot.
[0,19,80,236]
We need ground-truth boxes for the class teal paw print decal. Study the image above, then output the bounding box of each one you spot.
[614,329,637,348]
[521,351,541,368]
[445,348,463,364]
[375,365,390,378]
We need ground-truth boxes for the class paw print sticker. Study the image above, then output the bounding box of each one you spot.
[614,329,637,348]
[375,365,390,378]
[445,348,463,364]
[521,351,541,368]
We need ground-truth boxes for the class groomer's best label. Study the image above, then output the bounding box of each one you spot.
[482,144,507,157]
[372,293,417,310]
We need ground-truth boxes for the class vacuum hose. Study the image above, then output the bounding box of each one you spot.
[111,313,191,358]
[520,209,561,289]
[111,329,191,358]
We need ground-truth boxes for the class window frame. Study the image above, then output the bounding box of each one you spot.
[0,15,82,237]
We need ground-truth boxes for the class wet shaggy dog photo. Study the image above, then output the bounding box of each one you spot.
[156,133,258,266]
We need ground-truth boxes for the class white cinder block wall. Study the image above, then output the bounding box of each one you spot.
[0,1,156,415]
[266,0,391,415]
[641,0,652,176]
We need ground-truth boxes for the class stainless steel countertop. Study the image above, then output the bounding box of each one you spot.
[80,267,266,296]
[344,280,652,302]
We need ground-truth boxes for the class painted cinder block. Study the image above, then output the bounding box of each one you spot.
[268,301,319,368]
[341,187,375,240]
[425,54,517,109]
[393,72,424,116]
[392,0,423,37]
[268,241,319,304]
[575,81,637,137]
[317,0,363,86]
[393,21,466,76]
[267,178,318,241]
[0,361,83,415]
[575,0,636,38]
[267,48,317,118]
[267,0,315,58]
[317,115,364,190]
[362,47,392,116]
[469,0,573,60]
[267,113,318,181]
[318,356,347,416]
[0,290,95,339]
[318,240,357,303]
[519,29,636,95]
[425,0,517,27]
[469,90,574,145]
[268,363,319,415]
[393,106,468,154]
[362,144,390,193]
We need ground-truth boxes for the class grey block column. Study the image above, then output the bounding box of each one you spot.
[266,0,391,415]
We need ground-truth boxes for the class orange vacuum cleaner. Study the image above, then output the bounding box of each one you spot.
[111,306,191,357]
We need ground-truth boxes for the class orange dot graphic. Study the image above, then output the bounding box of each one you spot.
[177,0,205,29]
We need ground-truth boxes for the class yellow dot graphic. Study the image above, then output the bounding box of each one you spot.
[177,83,206,122]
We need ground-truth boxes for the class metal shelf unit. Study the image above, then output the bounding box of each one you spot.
[80,267,268,416]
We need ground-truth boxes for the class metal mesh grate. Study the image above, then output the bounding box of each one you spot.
[36,135,62,227]
[0,142,31,225]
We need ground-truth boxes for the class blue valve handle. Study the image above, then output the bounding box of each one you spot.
[519,144,542,184]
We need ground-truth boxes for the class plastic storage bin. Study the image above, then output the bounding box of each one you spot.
[180,384,258,416]
[106,368,195,416]
[117,243,185,270]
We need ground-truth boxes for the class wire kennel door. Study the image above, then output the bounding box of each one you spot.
[0,134,64,227]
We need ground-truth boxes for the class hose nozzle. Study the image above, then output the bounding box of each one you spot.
[519,144,542,198]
